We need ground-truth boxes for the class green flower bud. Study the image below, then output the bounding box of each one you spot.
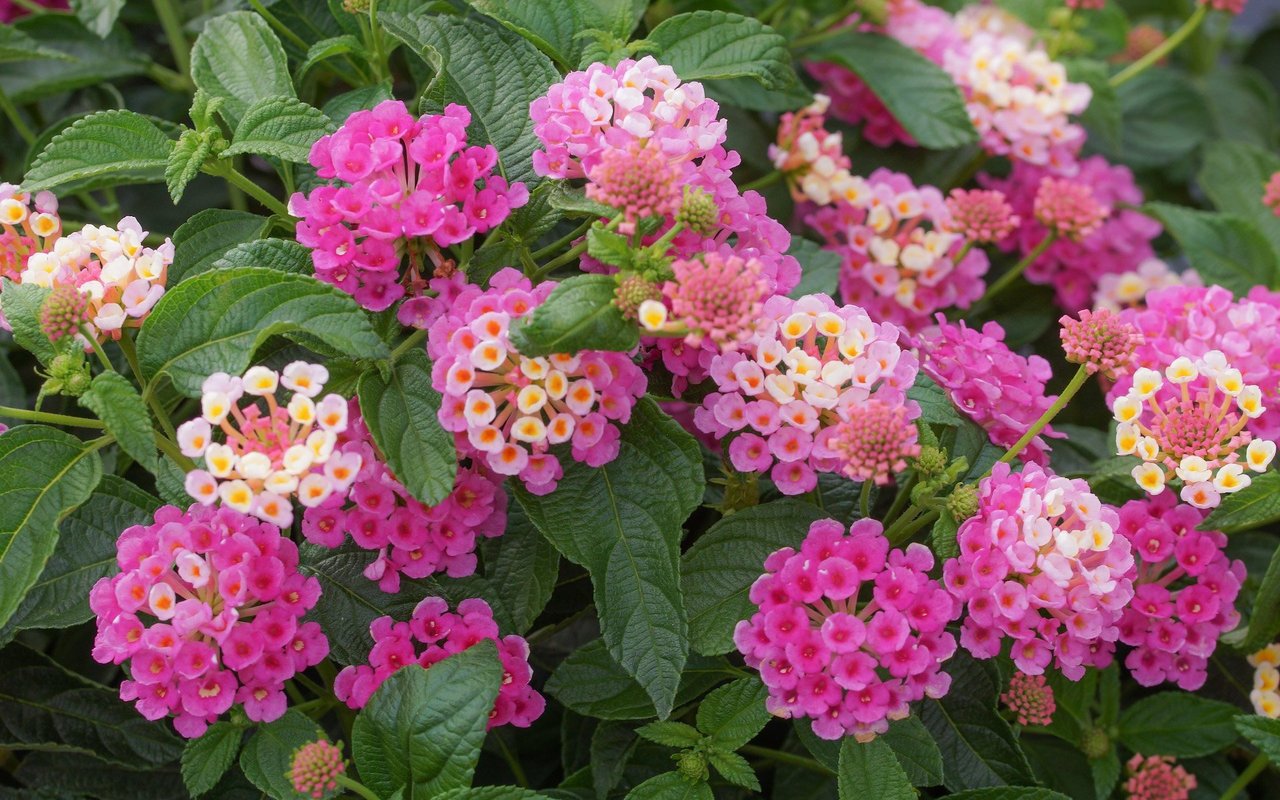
[614,274,663,320]
[1079,727,1111,760]
[946,483,979,522]
[675,186,719,237]
[675,750,709,783]
[913,445,948,477]
[49,353,79,379]
[64,370,91,397]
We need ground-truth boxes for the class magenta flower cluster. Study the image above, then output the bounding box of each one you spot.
[301,399,507,594]
[430,268,647,494]
[1116,495,1244,690]
[944,463,1135,679]
[734,518,959,741]
[334,597,545,729]
[291,100,528,314]
[90,505,328,738]
[695,294,919,494]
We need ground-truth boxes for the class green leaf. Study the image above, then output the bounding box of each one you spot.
[352,643,503,799]
[0,280,54,365]
[944,790,1072,800]
[1066,59,1121,154]
[224,96,336,163]
[137,267,389,396]
[1143,202,1278,296]
[0,425,102,631]
[591,720,639,797]
[469,0,644,69]
[1234,538,1280,652]
[517,399,700,717]
[181,723,243,798]
[882,716,944,787]
[1204,65,1279,149]
[548,183,616,219]
[168,209,272,284]
[909,373,969,428]
[436,790,558,800]
[509,274,638,356]
[708,749,759,790]
[695,676,770,750]
[788,237,841,299]
[190,11,296,127]
[356,349,456,506]
[450,499,560,634]
[920,651,1033,790]
[1117,692,1240,758]
[380,11,558,187]
[0,642,181,767]
[239,710,323,800]
[681,500,825,656]
[14,752,185,800]
[584,226,632,269]
[838,738,914,800]
[1112,69,1212,170]
[626,772,713,800]
[1091,749,1122,800]
[297,34,362,80]
[211,238,313,274]
[805,32,977,150]
[1200,472,1280,534]
[545,639,726,720]
[0,476,157,642]
[0,24,73,63]
[70,0,125,38]
[0,16,145,102]
[1197,139,1280,265]
[1236,716,1280,762]
[642,10,795,89]
[635,720,703,748]
[166,129,215,204]
[78,371,158,474]
[23,109,173,193]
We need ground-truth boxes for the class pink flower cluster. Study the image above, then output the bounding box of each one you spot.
[982,157,1162,311]
[1115,495,1243,690]
[806,169,990,334]
[291,101,528,313]
[1265,171,1280,217]
[585,144,680,232]
[302,399,507,593]
[290,740,345,800]
[1001,672,1055,726]
[640,251,769,350]
[695,294,919,493]
[945,188,1019,244]
[1093,259,1199,313]
[334,597,545,729]
[1124,755,1197,800]
[0,183,60,284]
[1060,308,1143,379]
[1201,0,1246,14]
[944,463,1135,679]
[734,518,959,741]
[0,0,64,22]
[918,318,1060,464]
[430,268,646,494]
[768,94,857,206]
[90,505,328,738]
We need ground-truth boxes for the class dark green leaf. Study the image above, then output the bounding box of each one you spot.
[708,749,759,790]
[14,752,184,800]
[545,639,726,720]
[0,280,54,364]
[0,24,73,63]
[592,720,640,797]
[70,0,124,38]
[78,371,158,474]
[168,209,272,284]
[635,721,702,748]
[469,0,644,69]
[1204,65,1279,148]
[1091,749,1121,800]
[224,96,336,163]
[1200,472,1280,534]
[211,238,313,274]
[190,11,295,127]
[510,274,638,356]
[182,722,243,798]
[450,499,560,634]
[1112,69,1212,169]
[1235,536,1280,652]
[838,738,914,800]
[239,710,323,800]
[166,129,215,204]
[625,772,713,800]
[879,716,944,787]
[1236,716,1280,762]
[1144,201,1277,297]
[642,11,796,89]
[0,16,145,103]
[584,226,632,269]
[695,676,770,750]
[944,790,1072,800]
[23,109,173,193]
[1197,140,1280,266]
[1117,692,1239,758]
[788,237,841,299]
[1067,59,1121,153]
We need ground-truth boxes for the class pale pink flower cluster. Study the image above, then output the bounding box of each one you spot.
[1115,494,1244,690]
[1202,0,1246,14]
[1124,755,1197,800]
[1249,643,1280,718]
[179,363,357,527]
[944,462,1135,679]
[945,188,1019,244]
[806,169,990,334]
[0,183,60,283]
[90,505,328,737]
[291,101,528,313]
[430,269,646,494]
[301,399,507,593]
[1001,672,1055,726]
[334,597,545,729]
[918,318,1060,464]
[694,294,919,493]
[1111,351,1276,508]
[768,94,858,206]
[734,518,959,741]
[639,251,770,350]
[289,740,345,800]
[1059,308,1143,379]
[1093,260,1200,313]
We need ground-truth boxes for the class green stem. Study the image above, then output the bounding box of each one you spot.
[0,406,105,428]
[151,0,191,78]
[740,745,834,777]
[888,509,939,546]
[1220,752,1269,800]
[119,332,177,440]
[494,733,530,788]
[80,326,114,373]
[1110,3,1208,88]
[389,328,428,363]
[531,218,594,261]
[882,472,917,525]
[144,62,194,93]
[533,214,623,279]
[334,774,382,800]
[155,432,197,472]
[211,164,292,219]
[858,480,872,519]
[882,505,921,544]
[0,85,35,145]
[994,364,1090,470]
[248,0,310,51]
[741,170,783,192]
[976,232,1056,310]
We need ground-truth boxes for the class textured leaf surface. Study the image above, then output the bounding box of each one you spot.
[168,209,272,284]
[469,0,644,68]
[1145,202,1277,297]
[79,371,158,474]
[838,738,915,800]
[224,96,336,163]
[165,129,214,204]
[190,11,295,126]
[23,109,172,193]
[1117,692,1240,758]
[0,281,54,365]
[510,274,638,356]
[211,238,313,274]
[181,722,242,798]
[239,710,323,800]
[1198,140,1280,268]
[546,639,726,720]
[626,772,713,800]
[643,11,795,89]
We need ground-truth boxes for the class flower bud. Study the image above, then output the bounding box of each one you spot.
[1080,727,1111,760]
[675,186,719,237]
[676,750,709,783]
[946,483,979,522]
[614,274,662,320]
[912,445,948,478]
[40,285,89,342]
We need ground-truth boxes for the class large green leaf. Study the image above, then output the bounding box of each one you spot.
[1143,202,1278,297]
[136,267,388,396]
[509,274,639,356]
[181,722,243,798]
[681,500,825,656]
[168,209,272,284]
[23,109,173,193]
[211,238,313,275]
[224,96,336,164]
[545,639,726,720]
[15,752,185,800]
[0,475,157,643]
[0,24,73,63]
[838,738,914,800]
[0,642,181,767]
[1197,140,1280,266]
[239,710,323,800]
[450,499,560,634]
[626,772,713,800]
[0,16,145,103]
[1200,472,1280,534]
[1112,69,1212,170]
[0,280,54,365]
[468,0,645,69]
[804,32,978,150]
[944,790,1072,800]
[352,643,503,799]
[695,676,770,750]
[1117,692,1240,758]
[642,11,795,89]
[517,399,702,718]
[356,349,457,507]
[380,11,558,187]
[0,425,102,631]
[1233,537,1280,652]
[190,11,295,127]
[1236,716,1280,763]
[79,372,158,474]
[882,716,944,787]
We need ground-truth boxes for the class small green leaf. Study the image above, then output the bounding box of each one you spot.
[224,96,336,163]
[591,720,639,798]
[509,274,637,356]
[0,280,54,364]
[838,738,914,800]
[788,237,841,299]
[356,350,457,507]
[642,10,796,89]
[944,790,1072,800]
[548,184,616,218]
[469,0,645,68]
[545,639,726,720]
[708,749,759,791]
[695,676,770,750]
[352,644,503,799]
[1144,202,1278,297]
[584,226,632,269]
[211,238,313,274]
[70,0,125,38]
[1117,692,1240,758]
[168,209,272,284]
[298,34,363,80]
[190,11,295,127]
[626,772,713,800]
[239,710,323,800]
[79,371,158,474]
[0,24,73,63]
[1236,716,1280,763]
[1200,472,1280,534]
[166,129,215,204]
[181,722,243,798]
[635,720,703,748]
[23,109,173,193]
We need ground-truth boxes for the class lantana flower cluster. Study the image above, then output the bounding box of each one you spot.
[694,294,920,493]
[1124,755,1197,800]
[806,169,990,333]
[179,363,357,527]
[90,505,328,737]
[1093,259,1200,313]
[919,318,1060,464]
[1110,352,1276,508]
[639,251,770,350]
[291,100,528,315]
[768,94,857,206]
[1000,672,1055,726]
[1249,643,1280,718]
[430,268,646,494]
[734,518,959,741]
[1115,495,1244,690]
[334,597,545,729]
[301,399,507,593]
[944,463,1135,679]
[0,183,60,283]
